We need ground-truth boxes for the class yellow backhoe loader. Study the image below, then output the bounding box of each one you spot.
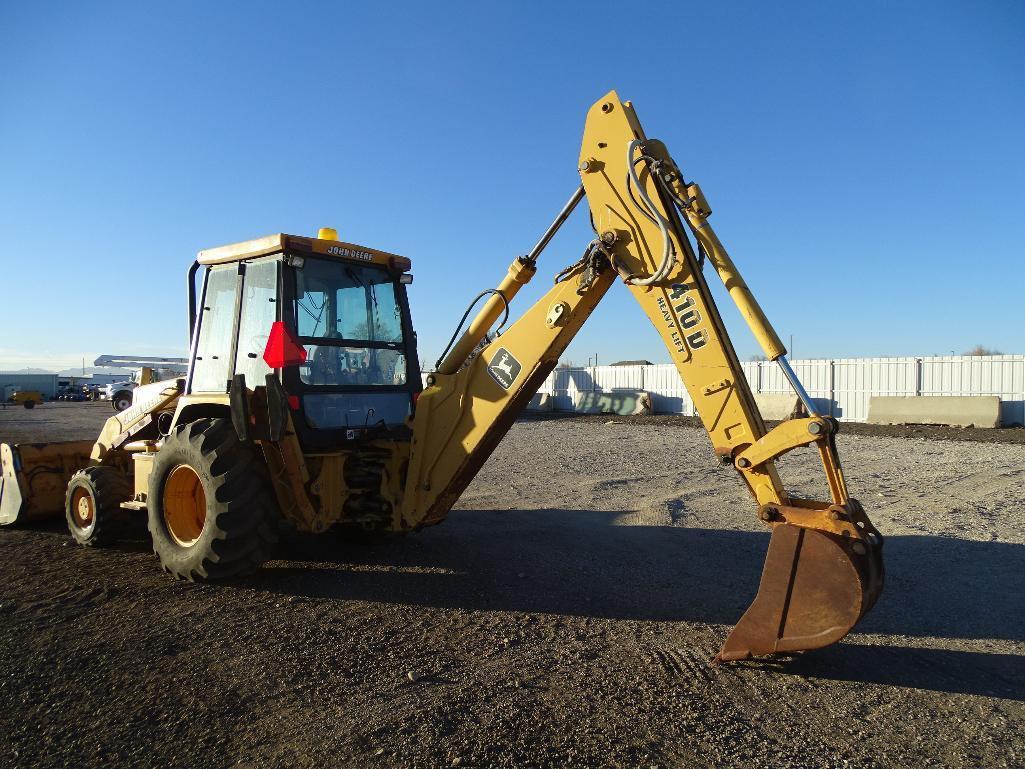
[0,92,882,662]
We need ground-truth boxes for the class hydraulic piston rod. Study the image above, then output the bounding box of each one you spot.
[525,185,585,263]
[436,187,584,375]
[776,355,819,417]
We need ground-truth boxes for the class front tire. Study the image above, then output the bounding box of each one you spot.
[23,400,35,409]
[147,418,279,581]
[65,466,132,546]
[112,391,132,412]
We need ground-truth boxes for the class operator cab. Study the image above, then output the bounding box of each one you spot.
[187,230,419,448]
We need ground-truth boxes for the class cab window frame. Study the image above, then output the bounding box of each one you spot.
[186,256,282,395]
[283,253,418,397]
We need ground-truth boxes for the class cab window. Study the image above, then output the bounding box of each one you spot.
[295,259,402,344]
[300,346,407,387]
[191,265,238,393]
[234,259,279,387]
[289,255,412,431]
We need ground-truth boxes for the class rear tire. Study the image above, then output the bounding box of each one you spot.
[65,466,132,546]
[23,401,35,409]
[147,418,279,581]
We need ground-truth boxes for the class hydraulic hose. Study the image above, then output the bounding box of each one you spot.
[625,140,676,285]
[434,289,510,371]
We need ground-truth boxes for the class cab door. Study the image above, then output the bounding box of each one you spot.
[187,258,281,394]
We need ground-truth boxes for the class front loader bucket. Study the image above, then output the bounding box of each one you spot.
[0,441,95,525]
[716,521,884,662]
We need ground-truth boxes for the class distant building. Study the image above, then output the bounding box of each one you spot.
[80,373,127,386]
[0,371,132,400]
[611,359,654,367]
[0,373,60,400]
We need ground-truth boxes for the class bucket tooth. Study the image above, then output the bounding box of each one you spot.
[715,523,884,662]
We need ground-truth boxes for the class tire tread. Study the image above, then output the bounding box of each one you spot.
[148,417,278,581]
[65,466,132,547]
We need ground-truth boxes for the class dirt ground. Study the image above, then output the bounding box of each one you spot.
[1,402,1023,768]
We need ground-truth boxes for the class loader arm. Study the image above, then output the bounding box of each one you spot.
[405,90,882,661]
[0,379,183,525]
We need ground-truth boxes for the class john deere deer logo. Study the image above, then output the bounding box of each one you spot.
[487,348,521,389]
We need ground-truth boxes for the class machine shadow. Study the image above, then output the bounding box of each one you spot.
[260,507,1025,643]
[13,518,154,555]
[766,643,1025,702]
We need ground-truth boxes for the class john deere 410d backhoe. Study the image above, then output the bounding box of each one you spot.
[0,92,882,662]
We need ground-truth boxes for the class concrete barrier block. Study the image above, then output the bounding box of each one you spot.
[867,395,1001,428]
[572,391,652,416]
[526,392,553,411]
[755,393,803,421]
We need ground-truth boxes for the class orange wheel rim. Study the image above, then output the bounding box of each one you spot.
[163,465,206,546]
[71,487,94,529]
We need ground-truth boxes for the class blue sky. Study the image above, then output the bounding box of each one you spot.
[1,1,1022,370]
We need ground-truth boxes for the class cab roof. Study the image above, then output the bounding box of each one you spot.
[197,233,411,272]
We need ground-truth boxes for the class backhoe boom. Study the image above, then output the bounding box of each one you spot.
[403,91,883,661]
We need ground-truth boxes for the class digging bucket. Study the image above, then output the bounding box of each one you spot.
[716,505,884,662]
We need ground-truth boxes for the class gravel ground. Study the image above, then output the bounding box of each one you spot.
[1,402,1023,768]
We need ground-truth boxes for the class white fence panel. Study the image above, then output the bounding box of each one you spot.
[831,357,917,422]
[920,355,1024,425]
[537,355,1025,425]
[593,365,644,391]
[645,364,694,415]
[424,355,1024,425]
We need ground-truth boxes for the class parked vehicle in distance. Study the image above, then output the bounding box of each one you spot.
[93,356,189,413]
[105,381,135,412]
[105,366,185,412]
[8,390,43,409]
